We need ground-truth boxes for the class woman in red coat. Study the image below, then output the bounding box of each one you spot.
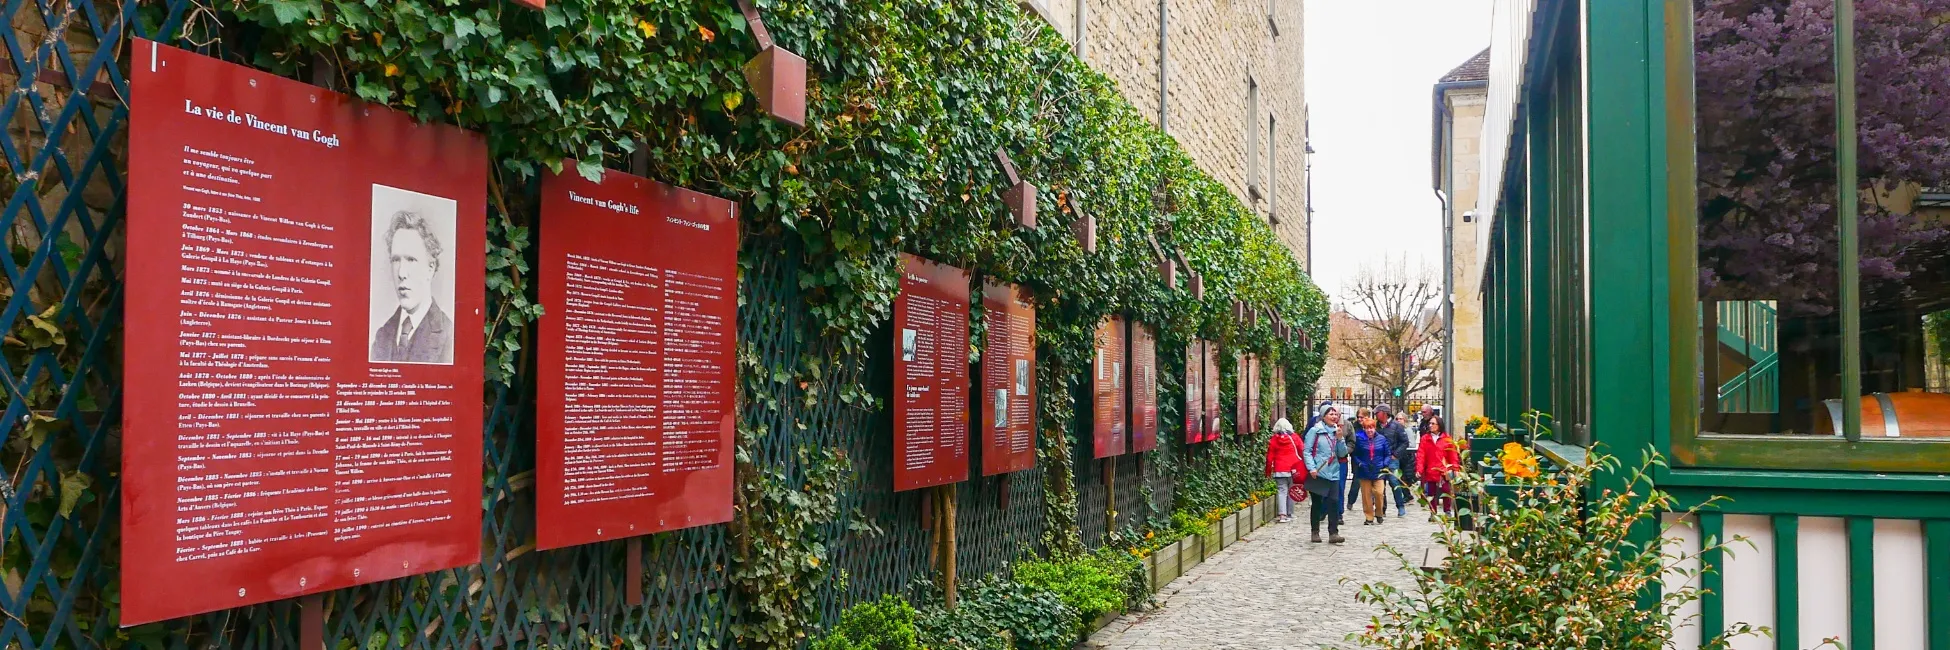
[1265,418,1305,523]
[1416,415,1462,520]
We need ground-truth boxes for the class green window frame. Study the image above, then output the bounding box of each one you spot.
[1661,0,1950,473]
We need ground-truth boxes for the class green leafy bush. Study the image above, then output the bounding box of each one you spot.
[914,602,1011,650]
[957,577,1080,650]
[1013,548,1139,626]
[1351,447,1767,649]
[809,595,922,650]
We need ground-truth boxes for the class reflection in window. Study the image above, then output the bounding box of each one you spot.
[1694,0,1950,438]
[1694,0,1839,435]
[1848,0,1950,438]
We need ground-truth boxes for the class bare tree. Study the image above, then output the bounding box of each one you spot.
[1334,258,1443,411]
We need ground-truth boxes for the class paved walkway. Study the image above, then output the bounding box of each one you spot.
[1084,497,1441,650]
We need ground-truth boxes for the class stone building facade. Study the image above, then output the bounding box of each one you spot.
[1023,0,1311,270]
[1433,49,1489,420]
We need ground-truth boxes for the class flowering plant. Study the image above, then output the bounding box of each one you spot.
[1349,446,1769,649]
[1498,442,1540,479]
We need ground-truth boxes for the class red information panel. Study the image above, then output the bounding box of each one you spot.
[1092,317,1128,458]
[122,40,486,625]
[535,167,738,550]
[1128,323,1158,452]
[980,281,1037,475]
[894,255,972,491]
[1203,344,1222,441]
[1184,340,1204,444]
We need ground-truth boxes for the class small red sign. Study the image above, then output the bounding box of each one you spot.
[1128,323,1158,452]
[894,255,972,491]
[535,166,739,550]
[122,39,487,625]
[1092,317,1127,458]
[980,281,1037,475]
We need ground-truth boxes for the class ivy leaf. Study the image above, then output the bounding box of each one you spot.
[57,470,91,519]
[265,0,318,25]
[575,160,604,182]
[722,92,744,113]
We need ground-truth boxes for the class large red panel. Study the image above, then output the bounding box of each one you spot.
[1184,340,1203,444]
[893,255,971,491]
[1203,344,1222,441]
[1128,323,1157,453]
[1091,317,1127,458]
[535,167,738,550]
[980,281,1036,476]
[122,40,486,625]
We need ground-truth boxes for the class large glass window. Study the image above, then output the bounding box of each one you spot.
[1678,0,1950,465]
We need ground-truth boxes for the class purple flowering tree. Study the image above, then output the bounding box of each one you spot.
[1694,0,1950,316]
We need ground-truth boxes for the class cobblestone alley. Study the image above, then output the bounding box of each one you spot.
[1084,500,1441,650]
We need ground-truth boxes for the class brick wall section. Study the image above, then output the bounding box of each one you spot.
[1026,0,1309,270]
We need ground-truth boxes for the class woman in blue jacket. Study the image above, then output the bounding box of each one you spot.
[1350,416,1392,525]
[1302,404,1350,544]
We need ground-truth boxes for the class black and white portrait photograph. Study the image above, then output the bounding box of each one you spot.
[993,388,1008,429]
[368,184,457,365]
[1014,359,1029,396]
[900,329,917,362]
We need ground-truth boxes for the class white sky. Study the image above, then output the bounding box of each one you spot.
[1303,0,1495,303]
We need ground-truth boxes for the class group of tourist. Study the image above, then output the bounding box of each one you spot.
[1263,402,1462,544]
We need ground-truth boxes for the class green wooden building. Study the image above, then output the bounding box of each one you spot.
[1475,0,1950,647]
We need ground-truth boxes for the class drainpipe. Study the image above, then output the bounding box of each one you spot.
[1156,0,1168,132]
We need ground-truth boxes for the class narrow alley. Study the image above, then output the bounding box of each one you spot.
[1086,505,1439,649]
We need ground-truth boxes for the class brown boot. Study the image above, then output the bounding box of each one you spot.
[1328,534,1347,544]
[1311,533,1323,543]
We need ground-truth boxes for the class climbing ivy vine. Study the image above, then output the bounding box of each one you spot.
[211,0,1330,646]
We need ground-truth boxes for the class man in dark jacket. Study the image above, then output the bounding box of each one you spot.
[1375,406,1414,519]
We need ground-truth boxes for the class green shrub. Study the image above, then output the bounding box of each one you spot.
[957,576,1080,650]
[914,602,1011,650]
[1350,447,1768,649]
[1013,548,1138,626]
[809,595,922,650]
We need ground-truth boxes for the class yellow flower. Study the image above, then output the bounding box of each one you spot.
[637,20,658,39]
[697,24,716,41]
[383,63,400,77]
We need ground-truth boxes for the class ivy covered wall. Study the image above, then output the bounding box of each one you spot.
[1,0,1327,648]
[228,0,1333,640]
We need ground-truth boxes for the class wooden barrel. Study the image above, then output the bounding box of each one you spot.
[1816,391,1950,438]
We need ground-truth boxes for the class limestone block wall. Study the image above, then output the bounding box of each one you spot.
[1027,0,1309,270]
[1445,89,1487,419]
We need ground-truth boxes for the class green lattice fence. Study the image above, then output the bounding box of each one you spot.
[0,3,1262,648]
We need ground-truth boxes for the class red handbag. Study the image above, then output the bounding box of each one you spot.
[1287,482,1308,504]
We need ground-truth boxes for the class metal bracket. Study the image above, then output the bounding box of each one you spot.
[994,149,1022,186]
[735,0,806,127]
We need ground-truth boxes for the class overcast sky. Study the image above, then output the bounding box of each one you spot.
[1303,0,1495,304]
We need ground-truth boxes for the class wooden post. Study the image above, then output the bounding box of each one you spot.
[299,594,324,650]
[940,485,958,608]
[625,537,643,606]
[1102,458,1116,533]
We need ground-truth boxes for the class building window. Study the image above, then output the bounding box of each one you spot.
[1246,78,1261,202]
[1268,115,1279,224]
[1666,0,1950,471]
[1268,0,1280,36]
